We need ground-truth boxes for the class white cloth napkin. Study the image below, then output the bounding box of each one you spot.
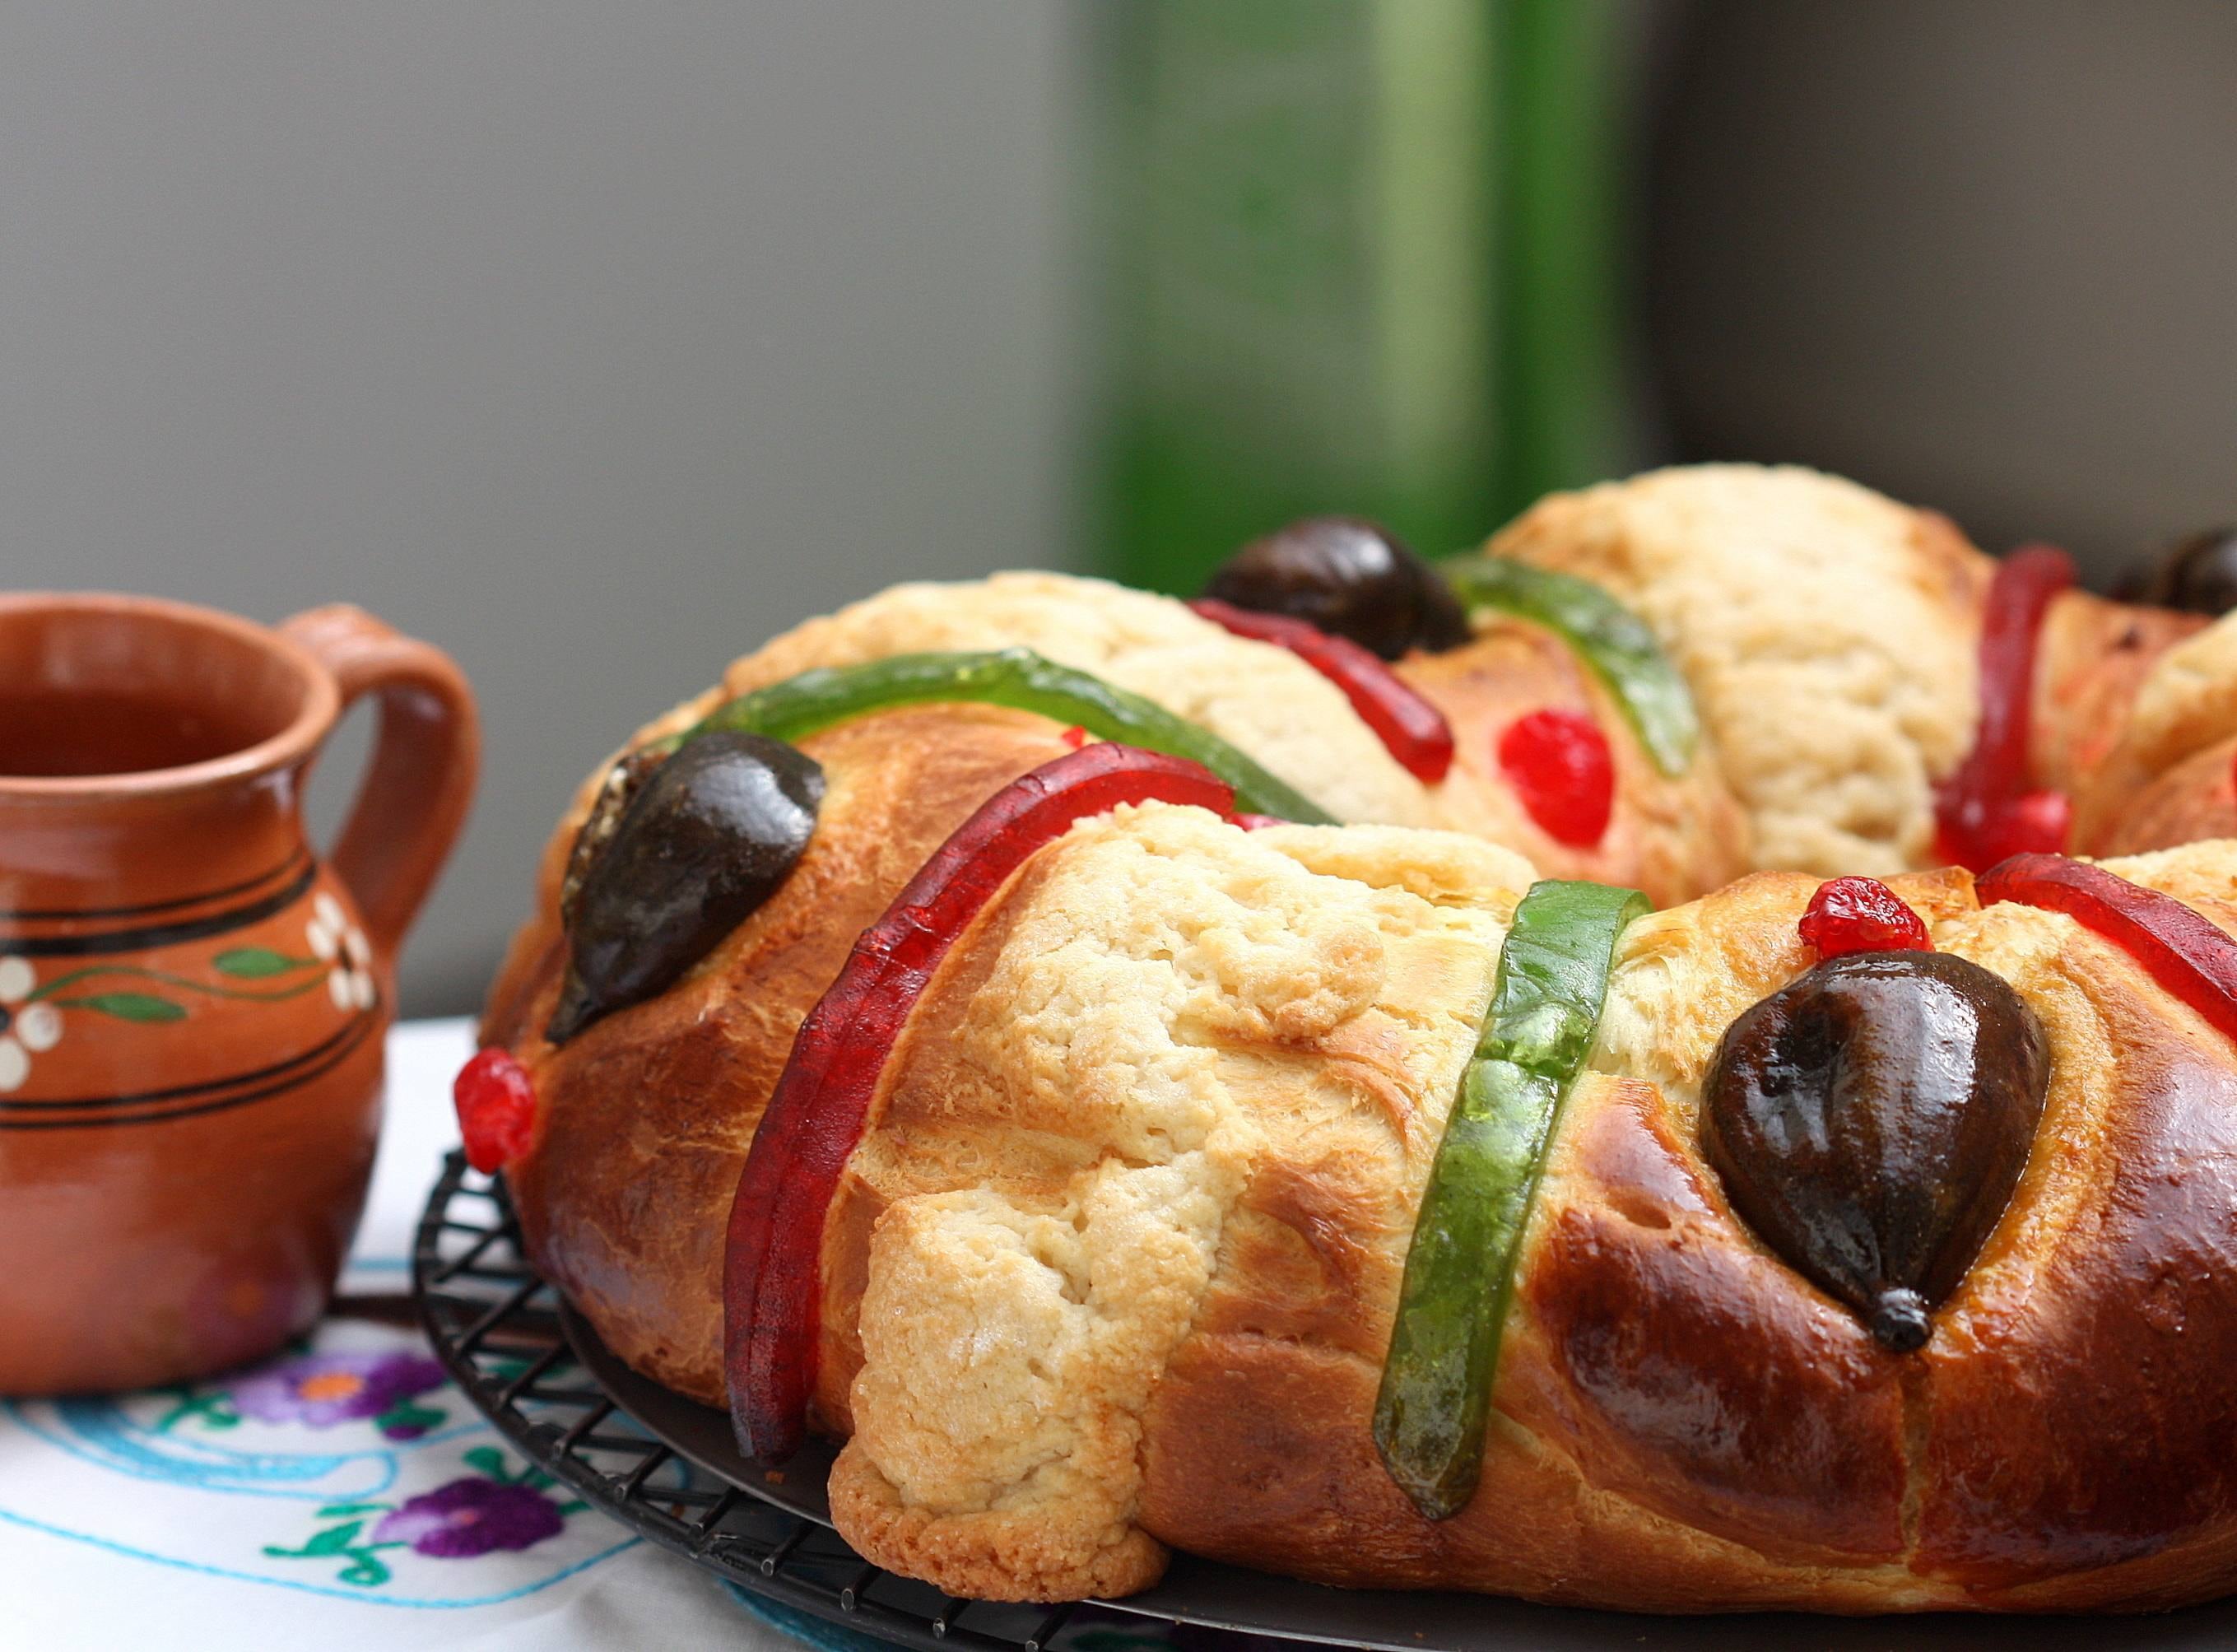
[0,1018,801,1651]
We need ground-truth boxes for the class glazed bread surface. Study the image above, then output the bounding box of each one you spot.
[718,567,1751,907]
[2071,608,2237,852]
[719,570,1444,828]
[491,705,1080,1403]
[821,807,1532,1598]
[1488,464,1990,876]
[824,817,2237,1611]
[484,561,1753,1401]
[1398,620,1749,904]
[1487,464,2237,877]
[480,463,2237,1615]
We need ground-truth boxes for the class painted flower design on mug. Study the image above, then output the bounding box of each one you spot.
[0,956,63,1093]
[306,892,376,1012]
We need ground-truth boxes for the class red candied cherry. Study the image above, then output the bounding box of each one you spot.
[1498,708,1615,847]
[1799,876,1932,957]
[453,1048,537,1174]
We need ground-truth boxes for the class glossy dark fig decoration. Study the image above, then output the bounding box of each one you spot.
[559,742,667,930]
[1203,516,1472,660]
[547,731,825,1045]
[2114,527,2237,616]
[1701,950,2049,1352]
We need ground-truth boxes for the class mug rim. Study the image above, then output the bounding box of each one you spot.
[0,591,342,799]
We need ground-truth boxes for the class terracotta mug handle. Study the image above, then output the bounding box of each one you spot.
[278,605,481,966]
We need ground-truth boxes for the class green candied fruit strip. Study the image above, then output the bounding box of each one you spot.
[1373,878,1650,1520]
[669,647,1337,826]
[1438,556,1699,778]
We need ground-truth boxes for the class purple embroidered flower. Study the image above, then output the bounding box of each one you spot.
[372,1476,566,1558]
[230,1350,446,1436]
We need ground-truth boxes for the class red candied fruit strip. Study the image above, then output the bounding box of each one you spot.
[1497,706,1615,848]
[1188,597,1454,783]
[1977,853,2237,1045]
[1935,545,2075,871]
[453,1048,537,1174]
[1963,788,2072,869]
[723,743,1237,1464]
[1798,876,1932,957]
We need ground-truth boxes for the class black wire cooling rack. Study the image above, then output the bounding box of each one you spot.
[412,1151,2237,1652]
[410,1152,1202,1652]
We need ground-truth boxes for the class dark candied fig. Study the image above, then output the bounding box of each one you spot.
[2113,527,2237,616]
[1701,950,2049,1352]
[546,731,825,1045]
[1202,516,1472,660]
[559,742,667,931]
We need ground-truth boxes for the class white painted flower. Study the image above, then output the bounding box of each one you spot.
[0,955,60,1094]
[306,892,377,1013]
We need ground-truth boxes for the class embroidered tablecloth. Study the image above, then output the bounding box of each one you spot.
[0,1017,801,1650]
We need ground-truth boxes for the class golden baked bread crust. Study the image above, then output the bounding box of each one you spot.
[481,464,2237,1612]
[821,835,2237,1608]
[1395,620,1751,905]
[2073,612,2237,855]
[499,705,1077,1403]
[710,566,1749,902]
[2034,588,2204,832]
[2099,734,2237,855]
[486,563,1752,1401]
[823,807,1530,1598]
[1488,467,2216,874]
[715,570,1444,828]
[1487,466,1991,875]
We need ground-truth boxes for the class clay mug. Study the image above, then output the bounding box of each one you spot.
[0,593,477,1393]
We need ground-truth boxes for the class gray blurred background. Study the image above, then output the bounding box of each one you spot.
[2,0,2231,1012]
[0,2,1081,1012]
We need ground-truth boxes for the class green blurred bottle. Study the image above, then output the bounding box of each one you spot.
[1091,0,1639,593]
